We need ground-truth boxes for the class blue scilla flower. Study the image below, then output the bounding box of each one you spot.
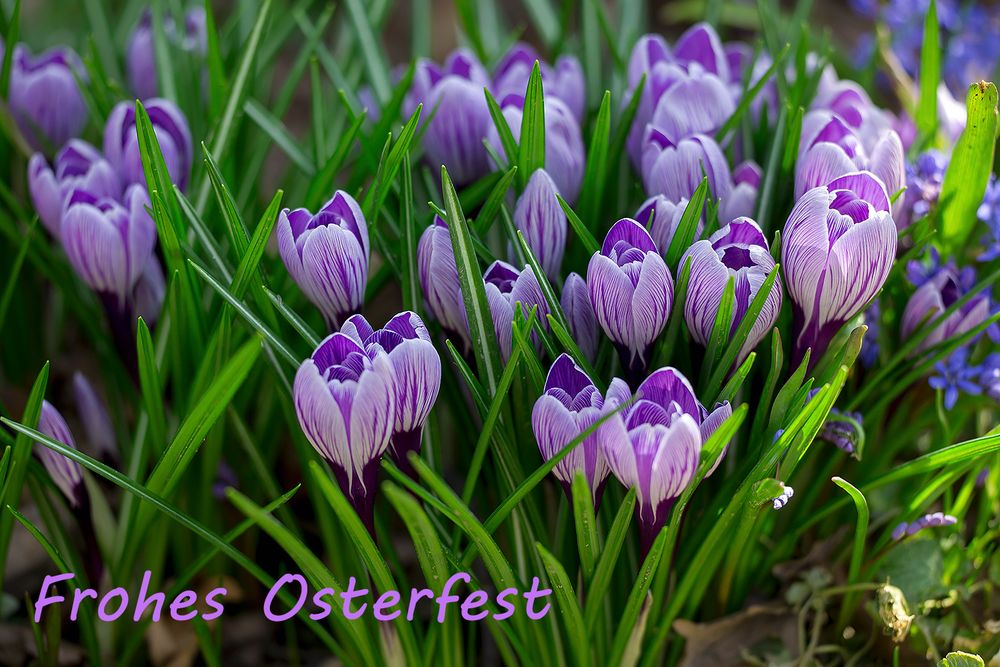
[978,177,1000,262]
[928,348,982,410]
[860,299,881,368]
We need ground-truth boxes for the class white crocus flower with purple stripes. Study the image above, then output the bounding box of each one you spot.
[277,190,370,330]
[782,171,897,365]
[37,401,85,508]
[293,333,396,533]
[513,169,567,282]
[560,272,598,361]
[484,261,549,362]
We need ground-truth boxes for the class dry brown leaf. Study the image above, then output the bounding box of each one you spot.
[674,603,799,667]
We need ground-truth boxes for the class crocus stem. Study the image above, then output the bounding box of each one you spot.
[388,429,423,478]
[99,293,138,383]
[637,498,675,558]
[77,495,104,586]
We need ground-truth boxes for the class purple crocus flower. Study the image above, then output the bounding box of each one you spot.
[37,401,85,507]
[417,216,469,350]
[492,43,586,122]
[126,8,207,100]
[560,272,598,361]
[634,195,700,255]
[699,400,733,476]
[407,50,492,186]
[587,218,674,380]
[531,354,629,506]
[104,98,193,191]
[276,191,370,330]
[72,372,117,460]
[782,172,897,364]
[928,348,981,410]
[811,68,896,152]
[902,264,990,351]
[133,255,166,327]
[514,169,567,281]
[8,45,88,152]
[641,129,732,205]
[60,185,157,312]
[603,367,702,554]
[796,112,905,219]
[681,218,782,364]
[624,33,674,167]
[672,22,730,80]
[646,64,734,145]
[484,261,549,361]
[340,312,441,472]
[293,333,397,532]
[28,140,121,239]
[719,161,761,225]
[486,95,585,204]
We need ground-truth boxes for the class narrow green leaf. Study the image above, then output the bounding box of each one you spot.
[343,0,391,103]
[485,88,519,171]
[571,473,599,581]
[665,179,708,269]
[475,166,518,234]
[701,276,736,388]
[136,318,167,453]
[583,487,636,631]
[559,194,600,256]
[0,218,35,332]
[939,82,998,252]
[608,529,669,666]
[915,0,941,145]
[0,0,20,98]
[536,542,588,667]
[832,476,870,627]
[578,91,612,226]
[717,43,789,141]
[244,99,315,174]
[441,167,503,395]
[519,62,546,187]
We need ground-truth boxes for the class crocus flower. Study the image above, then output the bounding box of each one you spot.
[561,272,598,360]
[492,43,586,122]
[641,129,732,205]
[782,172,897,364]
[133,256,166,327]
[60,185,157,311]
[902,264,990,351]
[532,354,629,505]
[634,195,700,255]
[340,312,441,471]
[484,261,548,361]
[603,367,702,554]
[407,50,492,186]
[796,112,905,219]
[8,45,88,152]
[587,218,674,380]
[28,140,121,239]
[699,400,733,476]
[72,372,117,460]
[513,169,566,280]
[624,33,674,167]
[486,96,585,203]
[277,191,370,330]
[646,64,734,144]
[293,333,396,531]
[104,98,193,191]
[719,161,761,225]
[672,22,731,80]
[37,401,85,507]
[418,216,469,350]
[126,8,207,100]
[681,218,782,364]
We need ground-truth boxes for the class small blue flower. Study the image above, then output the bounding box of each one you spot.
[978,353,1000,402]
[906,247,943,288]
[860,299,881,368]
[978,176,1000,262]
[928,348,982,410]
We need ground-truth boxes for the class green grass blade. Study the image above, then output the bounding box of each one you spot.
[571,473,599,581]
[519,62,546,188]
[536,541,588,667]
[136,318,167,454]
[665,179,708,268]
[915,0,940,147]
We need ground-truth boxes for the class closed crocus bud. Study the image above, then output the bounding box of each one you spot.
[8,46,88,152]
[410,50,492,186]
[634,195,700,255]
[647,64,734,144]
[418,216,469,350]
[340,312,441,471]
[532,354,629,506]
[901,264,990,352]
[293,333,397,532]
[641,129,731,204]
[277,191,370,330]
[28,140,121,239]
[126,9,207,100]
[561,272,598,360]
[61,184,157,311]
[783,172,897,364]
[104,99,193,191]
[681,218,782,364]
[484,261,549,361]
[487,96,585,204]
[625,34,674,167]
[587,219,674,380]
[514,169,566,280]
[549,56,586,122]
[37,401,85,507]
[719,161,761,225]
[492,44,586,123]
[72,372,117,460]
[603,367,702,554]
